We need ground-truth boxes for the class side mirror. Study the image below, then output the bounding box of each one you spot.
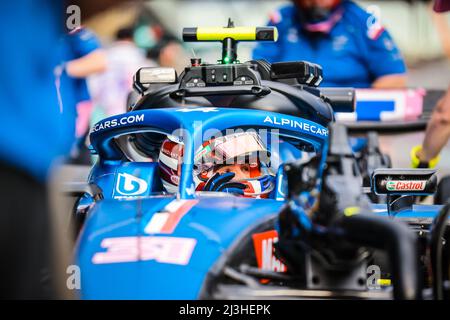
[371,168,437,196]
[62,183,103,239]
[62,182,104,201]
[320,88,356,113]
[133,67,178,94]
[271,61,323,87]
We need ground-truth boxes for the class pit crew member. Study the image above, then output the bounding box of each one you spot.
[55,26,107,164]
[411,0,450,169]
[252,0,407,88]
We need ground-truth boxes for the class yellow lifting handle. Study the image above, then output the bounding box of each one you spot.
[183,26,278,42]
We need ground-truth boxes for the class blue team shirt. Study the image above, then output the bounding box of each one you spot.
[0,5,101,181]
[253,1,406,88]
[0,2,76,181]
[59,27,102,107]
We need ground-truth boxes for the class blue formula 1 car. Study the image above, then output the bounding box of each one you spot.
[70,22,450,300]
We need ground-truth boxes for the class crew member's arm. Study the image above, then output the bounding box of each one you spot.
[65,27,107,78]
[66,49,107,78]
[365,24,407,89]
[431,8,450,59]
[372,73,407,89]
[412,87,450,167]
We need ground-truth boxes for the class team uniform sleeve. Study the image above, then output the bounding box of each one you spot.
[69,27,102,58]
[364,27,407,79]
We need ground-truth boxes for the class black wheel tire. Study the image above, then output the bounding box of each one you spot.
[434,175,450,204]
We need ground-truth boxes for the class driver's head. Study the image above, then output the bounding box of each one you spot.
[213,162,256,180]
[158,132,275,198]
[293,0,340,10]
[434,0,450,12]
[292,0,343,33]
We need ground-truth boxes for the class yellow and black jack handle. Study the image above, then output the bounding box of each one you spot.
[182,20,278,64]
[182,26,278,42]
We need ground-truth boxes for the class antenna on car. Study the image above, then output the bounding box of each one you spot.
[190,47,197,58]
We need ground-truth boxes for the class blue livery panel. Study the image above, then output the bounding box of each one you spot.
[76,196,284,299]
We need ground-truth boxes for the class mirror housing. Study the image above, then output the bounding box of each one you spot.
[371,169,437,196]
[271,61,323,87]
[133,67,178,94]
[62,182,104,201]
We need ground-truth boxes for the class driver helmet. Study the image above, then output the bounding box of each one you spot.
[158,132,275,198]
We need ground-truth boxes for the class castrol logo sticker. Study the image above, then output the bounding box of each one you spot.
[386,180,426,191]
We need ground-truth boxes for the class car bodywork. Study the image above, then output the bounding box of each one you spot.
[75,107,446,299]
[76,107,327,299]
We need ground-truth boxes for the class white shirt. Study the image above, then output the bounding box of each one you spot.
[89,41,157,117]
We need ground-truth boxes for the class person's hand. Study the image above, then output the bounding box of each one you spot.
[203,172,247,195]
[410,145,440,168]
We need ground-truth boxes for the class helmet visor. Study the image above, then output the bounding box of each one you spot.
[215,133,268,161]
[194,132,270,175]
